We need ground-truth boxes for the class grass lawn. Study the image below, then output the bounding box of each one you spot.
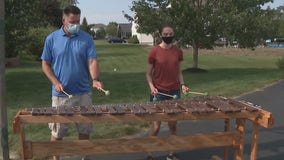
[6,40,284,157]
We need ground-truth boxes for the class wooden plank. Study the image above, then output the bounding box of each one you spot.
[246,109,274,128]
[177,100,204,113]
[107,106,117,115]
[234,118,246,160]
[127,105,141,114]
[93,106,103,115]
[155,103,173,114]
[43,107,54,115]
[250,122,259,160]
[19,125,29,160]
[134,105,147,114]
[57,106,74,115]
[31,108,41,116]
[228,99,258,112]
[26,132,239,158]
[206,101,241,113]
[15,110,258,124]
[14,108,273,129]
[113,105,125,114]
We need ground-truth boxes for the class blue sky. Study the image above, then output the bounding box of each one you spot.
[77,0,284,25]
[77,0,134,25]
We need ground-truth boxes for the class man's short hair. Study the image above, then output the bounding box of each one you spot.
[63,5,81,16]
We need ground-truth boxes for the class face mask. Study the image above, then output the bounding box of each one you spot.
[162,36,174,44]
[67,23,80,34]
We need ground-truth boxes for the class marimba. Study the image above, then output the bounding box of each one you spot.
[13,96,274,160]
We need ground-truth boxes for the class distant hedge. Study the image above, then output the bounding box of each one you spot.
[128,35,139,44]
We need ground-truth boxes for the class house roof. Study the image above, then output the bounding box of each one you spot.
[118,23,132,33]
[90,23,106,29]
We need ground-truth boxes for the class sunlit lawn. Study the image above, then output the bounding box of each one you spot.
[6,40,284,157]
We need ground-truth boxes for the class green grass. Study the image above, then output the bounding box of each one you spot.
[6,40,284,157]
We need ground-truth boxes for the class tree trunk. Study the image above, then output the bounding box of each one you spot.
[192,41,199,68]
[0,0,10,159]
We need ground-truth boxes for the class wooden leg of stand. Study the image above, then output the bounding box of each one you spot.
[250,122,259,160]
[19,124,26,160]
[234,118,245,160]
[223,119,230,160]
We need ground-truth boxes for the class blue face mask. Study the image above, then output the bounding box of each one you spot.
[67,23,80,34]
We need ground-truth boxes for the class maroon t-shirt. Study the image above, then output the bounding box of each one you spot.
[148,45,183,91]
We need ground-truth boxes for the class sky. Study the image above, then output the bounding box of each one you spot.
[77,0,134,25]
[77,0,284,25]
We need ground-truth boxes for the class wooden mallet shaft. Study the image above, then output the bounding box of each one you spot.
[100,88,110,96]
[62,90,73,98]
[186,91,208,96]
[157,92,178,99]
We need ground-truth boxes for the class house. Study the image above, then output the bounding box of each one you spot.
[117,23,132,39]
[90,23,106,33]
[131,21,154,45]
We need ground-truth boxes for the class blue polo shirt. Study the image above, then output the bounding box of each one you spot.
[41,26,97,96]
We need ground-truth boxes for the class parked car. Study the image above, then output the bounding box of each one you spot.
[108,37,126,43]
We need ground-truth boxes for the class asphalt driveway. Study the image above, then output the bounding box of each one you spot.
[63,80,284,160]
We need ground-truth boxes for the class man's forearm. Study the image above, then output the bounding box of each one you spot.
[88,58,100,81]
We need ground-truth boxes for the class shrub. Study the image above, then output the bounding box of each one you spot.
[276,56,284,69]
[128,35,139,44]
[22,26,56,60]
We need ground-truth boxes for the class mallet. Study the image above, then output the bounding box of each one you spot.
[153,95,158,101]
[157,92,178,99]
[185,91,208,96]
[62,90,73,98]
[100,88,110,96]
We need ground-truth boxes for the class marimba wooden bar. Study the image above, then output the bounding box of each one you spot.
[13,96,274,160]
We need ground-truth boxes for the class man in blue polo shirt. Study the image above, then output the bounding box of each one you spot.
[41,5,103,160]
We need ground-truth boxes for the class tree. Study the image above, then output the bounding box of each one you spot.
[4,0,78,58]
[95,27,106,39]
[0,0,9,159]
[42,0,63,27]
[122,10,134,22]
[105,22,118,37]
[276,5,284,37]
[132,0,273,69]
[59,0,78,8]
[81,17,91,33]
[5,0,45,57]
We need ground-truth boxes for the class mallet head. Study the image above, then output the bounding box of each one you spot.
[173,95,178,99]
[105,90,110,96]
[153,96,158,101]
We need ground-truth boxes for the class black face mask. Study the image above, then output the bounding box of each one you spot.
[162,36,174,44]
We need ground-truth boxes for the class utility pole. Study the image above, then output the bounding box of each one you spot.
[0,0,10,159]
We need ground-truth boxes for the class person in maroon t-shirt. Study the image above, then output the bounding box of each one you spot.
[146,23,189,160]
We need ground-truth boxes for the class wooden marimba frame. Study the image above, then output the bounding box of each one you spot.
[13,96,274,160]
